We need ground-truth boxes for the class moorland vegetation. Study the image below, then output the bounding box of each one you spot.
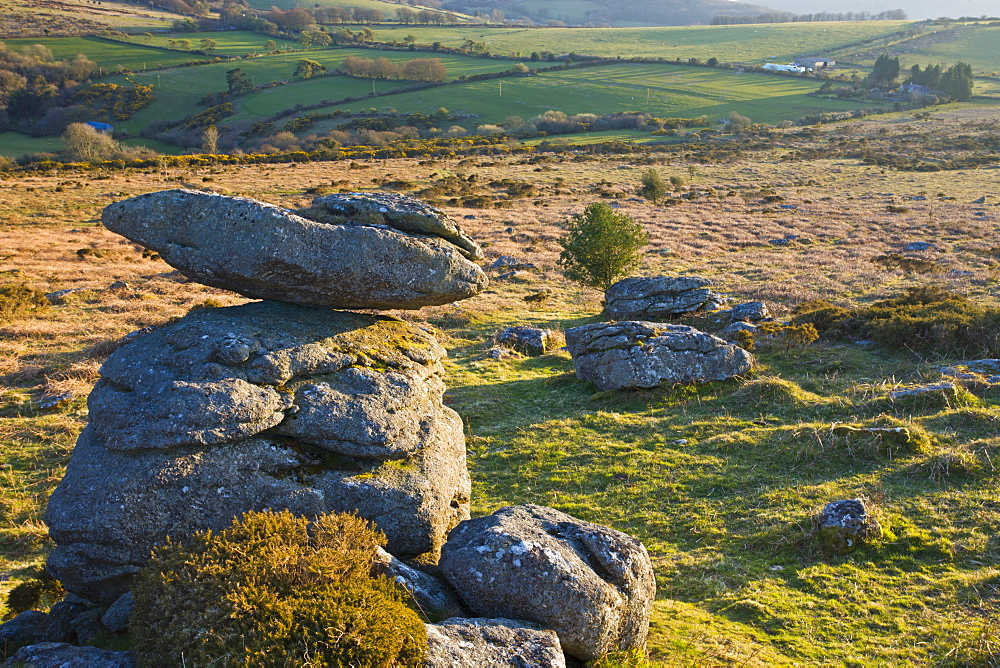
[0,8,999,665]
[0,98,998,663]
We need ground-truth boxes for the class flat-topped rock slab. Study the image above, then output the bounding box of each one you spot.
[102,189,486,310]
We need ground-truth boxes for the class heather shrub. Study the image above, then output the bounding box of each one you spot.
[791,288,1000,357]
[130,510,427,667]
[0,284,49,323]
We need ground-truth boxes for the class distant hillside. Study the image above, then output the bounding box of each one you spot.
[441,0,777,27]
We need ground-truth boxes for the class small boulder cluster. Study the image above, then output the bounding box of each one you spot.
[3,191,655,666]
[566,275,755,391]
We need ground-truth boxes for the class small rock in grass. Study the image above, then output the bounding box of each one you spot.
[888,382,957,400]
[484,347,520,360]
[494,326,559,356]
[603,276,714,321]
[729,301,771,323]
[425,617,565,667]
[565,321,753,392]
[720,321,758,341]
[488,256,537,272]
[816,499,882,554]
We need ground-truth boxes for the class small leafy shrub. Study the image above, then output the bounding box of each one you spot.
[76,247,125,261]
[189,298,224,310]
[637,168,667,203]
[0,284,49,324]
[4,565,64,617]
[130,510,427,667]
[559,202,649,290]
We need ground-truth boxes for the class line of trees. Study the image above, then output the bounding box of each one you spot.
[0,41,98,131]
[711,9,906,24]
[868,54,975,101]
[340,56,447,82]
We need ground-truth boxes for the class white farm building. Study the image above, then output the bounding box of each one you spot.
[762,63,807,73]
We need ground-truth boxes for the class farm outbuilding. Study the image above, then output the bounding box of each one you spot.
[762,63,806,73]
[794,57,836,69]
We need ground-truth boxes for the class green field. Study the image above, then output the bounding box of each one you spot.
[0,132,63,158]
[304,63,878,127]
[1,36,209,72]
[118,31,299,58]
[367,21,914,62]
[0,132,189,158]
[113,48,517,132]
[850,24,1000,75]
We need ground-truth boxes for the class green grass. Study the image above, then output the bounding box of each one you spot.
[0,133,185,159]
[315,63,882,127]
[112,48,517,132]
[1,36,209,72]
[838,23,1000,76]
[115,31,299,58]
[367,21,914,62]
[507,0,604,23]
[436,303,1000,666]
[0,132,63,158]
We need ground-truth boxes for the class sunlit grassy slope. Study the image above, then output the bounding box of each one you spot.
[366,21,913,61]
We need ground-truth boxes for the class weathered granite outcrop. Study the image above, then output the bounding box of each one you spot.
[604,276,714,320]
[45,302,470,604]
[440,504,655,662]
[565,321,753,391]
[101,190,486,309]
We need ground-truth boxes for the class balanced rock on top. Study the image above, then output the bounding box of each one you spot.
[102,189,487,310]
